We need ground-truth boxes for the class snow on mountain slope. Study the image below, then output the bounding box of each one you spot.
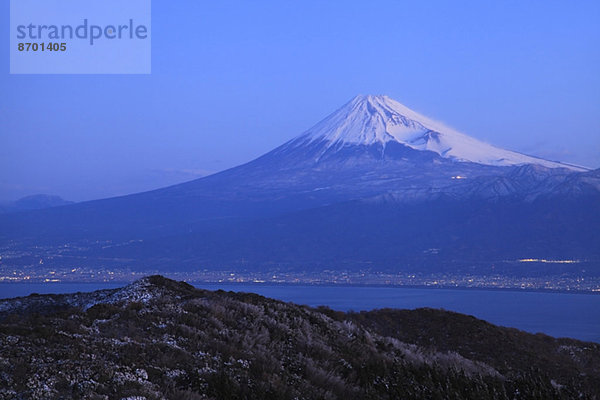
[292,95,587,171]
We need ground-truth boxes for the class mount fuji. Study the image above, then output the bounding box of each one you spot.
[0,95,598,277]
[166,94,590,206]
[283,95,585,170]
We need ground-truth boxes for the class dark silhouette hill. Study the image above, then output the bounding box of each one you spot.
[0,276,598,399]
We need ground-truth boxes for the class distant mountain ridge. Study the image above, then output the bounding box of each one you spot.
[0,194,73,214]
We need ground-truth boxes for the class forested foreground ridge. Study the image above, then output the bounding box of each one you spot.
[0,276,598,399]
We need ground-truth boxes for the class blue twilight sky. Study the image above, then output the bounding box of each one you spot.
[1,0,599,201]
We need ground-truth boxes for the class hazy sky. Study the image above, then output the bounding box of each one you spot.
[2,0,599,201]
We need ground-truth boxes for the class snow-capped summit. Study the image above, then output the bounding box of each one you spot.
[291,95,586,171]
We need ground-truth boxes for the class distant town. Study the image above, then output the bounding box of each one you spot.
[1,264,598,293]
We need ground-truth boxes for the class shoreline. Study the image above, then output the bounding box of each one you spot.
[1,279,599,298]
